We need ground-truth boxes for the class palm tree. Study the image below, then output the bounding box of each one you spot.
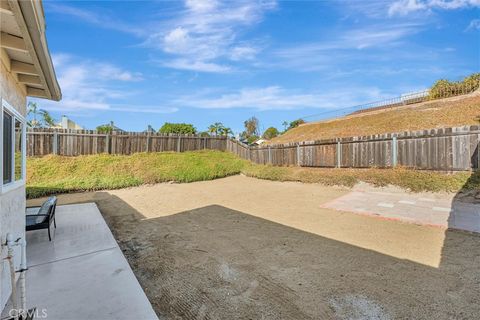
[208,122,224,135]
[220,126,233,137]
[27,102,41,128]
[282,121,289,131]
[39,109,56,128]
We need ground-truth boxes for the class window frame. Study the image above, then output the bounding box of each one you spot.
[1,99,26,194]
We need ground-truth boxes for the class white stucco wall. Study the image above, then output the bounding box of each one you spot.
[1,59,27,310]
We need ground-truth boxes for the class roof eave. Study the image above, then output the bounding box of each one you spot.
[10,0,61,101]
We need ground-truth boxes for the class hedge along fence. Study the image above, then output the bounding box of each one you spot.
[27,128,227,156]
[227,125,480,171]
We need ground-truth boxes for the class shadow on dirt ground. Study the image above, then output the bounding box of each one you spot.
[70,192,478,319]
[436,148,480,319]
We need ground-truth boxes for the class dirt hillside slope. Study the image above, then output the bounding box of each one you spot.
[270,93,480,145]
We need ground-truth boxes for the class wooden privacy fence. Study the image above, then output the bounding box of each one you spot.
[27,129,227,156]
[227,125,480,171]
[28,126,480,171]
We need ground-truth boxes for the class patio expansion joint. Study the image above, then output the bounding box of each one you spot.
[27,245,118,269]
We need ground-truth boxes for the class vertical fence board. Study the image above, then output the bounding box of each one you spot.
[27,129,229,157]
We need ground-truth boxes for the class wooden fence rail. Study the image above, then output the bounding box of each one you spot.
[227,125,480,171]
[27,129,227,156]
[28,125,480,171]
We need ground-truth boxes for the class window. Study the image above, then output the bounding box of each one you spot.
[15,119,23,181]
[3,111,12,184]
[1,99,26,193]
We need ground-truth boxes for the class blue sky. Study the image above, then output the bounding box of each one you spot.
[33,0,479,134]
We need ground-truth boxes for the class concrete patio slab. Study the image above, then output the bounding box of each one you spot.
[23,203,158,320]
[26,204,117,267]
[321,189,480,232]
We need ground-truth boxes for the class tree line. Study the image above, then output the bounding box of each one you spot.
[27,102,304,145]
[93,117,304,145]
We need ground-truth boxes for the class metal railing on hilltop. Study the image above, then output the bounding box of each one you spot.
[301,75,480,121]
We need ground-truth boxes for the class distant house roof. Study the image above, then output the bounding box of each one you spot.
[143,125,156,133]
[104,121,124,132]
[52,115,83,130]
[1,0,61,100]
[252,139,266,146]
[112,126,124,132]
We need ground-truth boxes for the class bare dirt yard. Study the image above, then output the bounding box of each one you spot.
[28,176,480,319]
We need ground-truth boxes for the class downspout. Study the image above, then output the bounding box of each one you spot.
[3,233,27,319]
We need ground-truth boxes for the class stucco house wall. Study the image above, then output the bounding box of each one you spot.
[0,59,27,310]
[1,0,61,314]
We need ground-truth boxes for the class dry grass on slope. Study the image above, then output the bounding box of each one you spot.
[270,94,480,145]
[242,164,479,193]
[26,151,246,198]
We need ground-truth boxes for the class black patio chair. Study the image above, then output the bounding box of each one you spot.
[26,196,57,241]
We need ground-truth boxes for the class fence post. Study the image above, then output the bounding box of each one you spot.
[478,139,480,170]
[111,131,116,154]
[336,141,342,168]
[268,147,272,164]
[146,133,151,152]
[177,135,182,152]
[392,136,398,167]
[297,144,301,166]
[477,139,480,170]
[52,131,58,155]
[105,134,110,154]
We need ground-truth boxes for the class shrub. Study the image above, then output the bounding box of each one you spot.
[429,73,480,100]
[247,135,259,144]
[463,73,480,92]
[96,125,113,134]
[263,127,279,139]
[159,123,197,134]
[288,119,305,130]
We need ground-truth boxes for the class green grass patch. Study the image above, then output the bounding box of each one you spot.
[242,163,479,193]
[27,150,246,198]
[27,150,479,199]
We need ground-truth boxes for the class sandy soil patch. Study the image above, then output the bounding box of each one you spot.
[28,176,480,319]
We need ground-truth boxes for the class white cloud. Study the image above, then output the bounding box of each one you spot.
[45,3,145,36]
[466,19,480,30]
[109,106,179,114]
[342,24,421,49]
[185,0,219,13]
[230,46,259,61]
[161,59,231,73]
[388,0,427,16]
[429,0,480,9]
[173,86,389,111]
[341,1,392,18]
[96,64,143,81]
[146,0,277,72]
[163,27,192,54]
[43,1,274,73]
[388,0,480,16]
[275,23,420,53]
[36,54,176,115]
[269,23,421,71]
